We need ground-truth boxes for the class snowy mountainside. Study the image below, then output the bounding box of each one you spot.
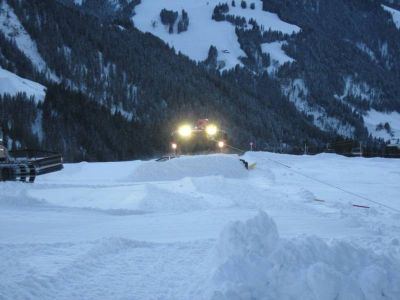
[1,0,332,160]
[1,153,400,299]
[0,67,46,102]
[262,0,400,141]
[363,109,400,140]
[131,0,400,141]
[0,0,54,80]
[383,4,400,28]
[133,0,299,70]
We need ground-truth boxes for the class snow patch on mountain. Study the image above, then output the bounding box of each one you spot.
[356,42,377,62]
[261,41,294,74]
[0,1,47,72]
[364,109,400,141]
[282,79,355,137]
[337,76,381,103]
[111,104,134,121]
[383,4,400,29]
[0,67,46,102]
[133,0,300,70]
[223,1,300,34]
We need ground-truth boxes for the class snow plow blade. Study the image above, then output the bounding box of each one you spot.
[240,159,256,170]
[0,150,63,183]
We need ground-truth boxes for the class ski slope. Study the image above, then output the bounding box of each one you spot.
[133,0,300,70]
[1,153,400,299]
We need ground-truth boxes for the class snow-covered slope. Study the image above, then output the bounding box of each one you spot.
[0,1,47,72]
[364,109,400,141]
[383,4,400,29]
[133,0,300,70]
[1,153,399,299]
[0,67,46,102]
[261,41,294,74]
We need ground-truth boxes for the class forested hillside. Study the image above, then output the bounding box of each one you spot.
[1,0,398,161]
[0,0,333,161]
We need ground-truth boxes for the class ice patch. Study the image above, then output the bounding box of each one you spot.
[211,211,400,300]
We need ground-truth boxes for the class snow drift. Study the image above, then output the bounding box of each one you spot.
[130,155,248,182]
[212,211,400,300]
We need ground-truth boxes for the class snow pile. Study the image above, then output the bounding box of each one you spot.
[130,155,247,182]
[133,0,299,70]
[0,67,46,102]
[212,211,400,300]
[37,161,142,184]
[382,5,400,29]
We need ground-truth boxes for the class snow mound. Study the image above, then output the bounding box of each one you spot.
[137,183,210,212]
[0,67,46,102]
[36,160,143,184]
[129,155,247,182]
[212,211,400,300]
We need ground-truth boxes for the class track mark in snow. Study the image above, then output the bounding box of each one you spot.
[0,238,214,300]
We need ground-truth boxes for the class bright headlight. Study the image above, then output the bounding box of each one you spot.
[218,141,225,148]
[206,124,218,136]
[178,125,192,138]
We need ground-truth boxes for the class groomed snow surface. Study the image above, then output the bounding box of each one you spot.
[1,153,400,299]
[133,0,300,70]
